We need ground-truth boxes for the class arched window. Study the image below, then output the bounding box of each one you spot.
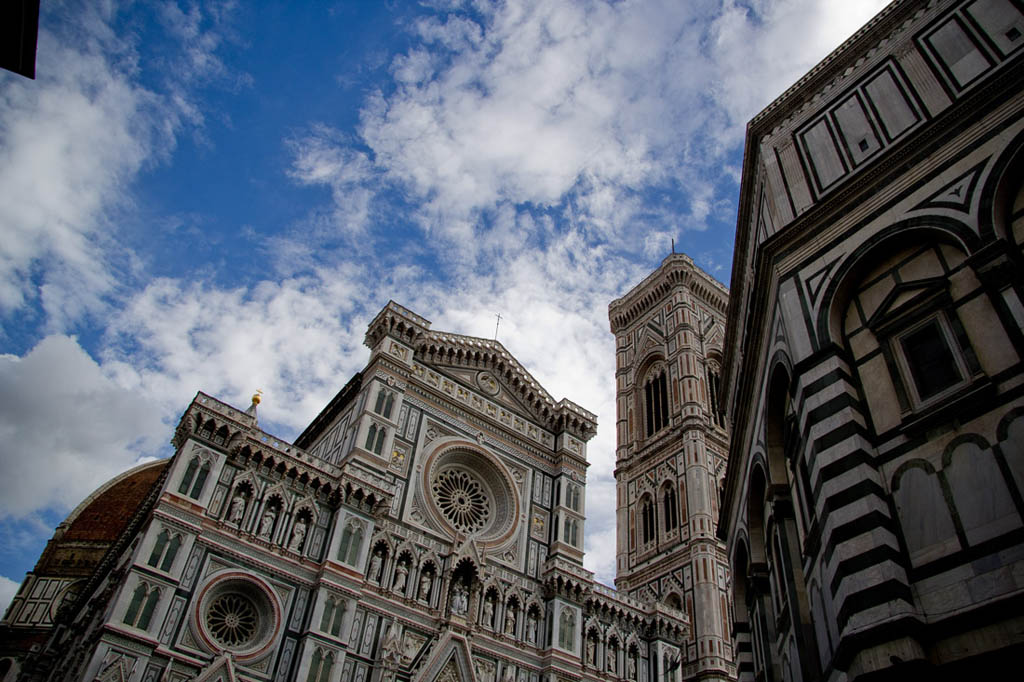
[148,530,181,571]
[320,597,345,638]
[375,389,395,420]
[641,495,656,545]
[319,652,334,682]
[147,530,169,567]
[566,484,581,511]
[365,424,386,455]
[644,368,670,437]
[338,521,364,567]
[162,535,181,571]
[661,482,678,532]
[123,583,159,630]
[562,518,579,547]
[306,649,322,682]
[123,584,147,626]
[184,461,210,500]
[178,457,199,495]
[320,598,334,633]
[706,364,726,428]
[139,588,160,629]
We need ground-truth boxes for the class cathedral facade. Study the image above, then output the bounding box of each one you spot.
[608,254,734,682]
[2,302,689,682]
[718,0,1024,680]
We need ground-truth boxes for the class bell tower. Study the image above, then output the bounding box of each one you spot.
[609,253,734,681]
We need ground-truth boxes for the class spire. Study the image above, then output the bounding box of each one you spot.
[246,390,262,424]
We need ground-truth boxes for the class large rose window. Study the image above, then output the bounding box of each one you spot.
[423,445,518,544]
[433,469,491,533]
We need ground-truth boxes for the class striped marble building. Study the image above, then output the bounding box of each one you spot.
[3,302,689,682]
[718,0,1024,680]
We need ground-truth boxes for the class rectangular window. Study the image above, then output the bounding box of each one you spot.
[897,317,965,402]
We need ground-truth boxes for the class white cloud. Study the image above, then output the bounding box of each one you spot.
[102,268,374,435]
[0,335,165,519]
[0,29,157,323]
[0,575,19,615]
[291,0,892,270]
[0,1,243,331]
[709,0,892,128]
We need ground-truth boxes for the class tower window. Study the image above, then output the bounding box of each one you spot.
[662,483,678,532]
[641,495,656,545]
[706,366,726,428]
[644,369,670,437]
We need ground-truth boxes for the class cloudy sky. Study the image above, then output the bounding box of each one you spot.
[0,0,889,608]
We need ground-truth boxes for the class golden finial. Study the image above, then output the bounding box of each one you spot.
[252,390,263,405]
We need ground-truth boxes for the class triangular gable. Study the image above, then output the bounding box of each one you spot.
[414,331,597,439]
[430,364,538,419]
[864,278,948,333]
[97,656,132,682]
[193,653,238,682]
[912,159,987,214]
[412,631,476,682]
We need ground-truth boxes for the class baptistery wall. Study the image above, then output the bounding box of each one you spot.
[719,1,1024,680]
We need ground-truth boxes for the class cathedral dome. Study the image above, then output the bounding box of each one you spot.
[35,460,168,576]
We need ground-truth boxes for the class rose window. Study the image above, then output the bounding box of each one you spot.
[422,447,518,543]
[433,469,491,533]
[206,593,259,647]
[197,575,278,657]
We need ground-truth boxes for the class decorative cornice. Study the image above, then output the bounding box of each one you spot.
[609,253,729,334]
[363,301,598,441]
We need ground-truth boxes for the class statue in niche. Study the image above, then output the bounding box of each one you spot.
[451,583,468,615]
[483,597,495,628]
[628,652,636,680]
[502,665,515,682]
[369,552,383,583]
[505,607,516,635]
[587,638,596,666]
[288,518,307,552]
[418,573,432,601]
[607,646,616,673]
[228,491,246,525]
[257,508,276,540]
[393,561,409,594]
[526,612,537,644]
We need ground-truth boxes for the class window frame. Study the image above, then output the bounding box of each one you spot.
[890,313,971,409]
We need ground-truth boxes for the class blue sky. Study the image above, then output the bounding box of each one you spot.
[0,0,889,607]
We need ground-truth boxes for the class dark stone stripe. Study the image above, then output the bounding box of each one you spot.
[820,479,887,519]
[813,448,873,500]
[829,543,905,595]
[835,578,914,630]
[804,392,862,436]
[798,367,854,408]
[823,509,894,564]
[812,419,868,458]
